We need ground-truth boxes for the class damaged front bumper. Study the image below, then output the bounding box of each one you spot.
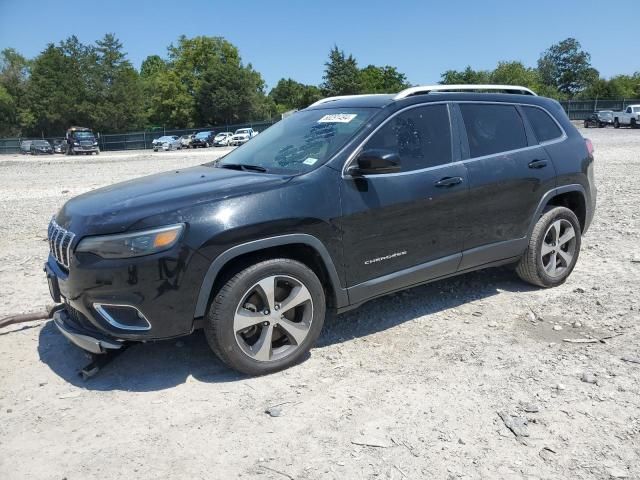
[53,308,124,354]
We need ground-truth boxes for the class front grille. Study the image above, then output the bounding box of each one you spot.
[48,218,75,269]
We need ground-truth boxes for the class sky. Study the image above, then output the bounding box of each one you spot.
[1,0,638,90]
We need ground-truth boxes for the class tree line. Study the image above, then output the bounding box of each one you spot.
[1,35,638,138]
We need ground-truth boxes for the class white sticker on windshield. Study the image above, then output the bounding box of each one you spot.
[303,157,318,165]
[318,113,357,123]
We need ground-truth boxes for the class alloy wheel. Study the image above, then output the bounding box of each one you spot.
[541,219,577,278]
[233,275,313,362]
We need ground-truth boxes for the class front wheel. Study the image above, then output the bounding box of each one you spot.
[204,259,326,375]
[516,207,581,288]
[614,119,620,129]
[631,119,638,129]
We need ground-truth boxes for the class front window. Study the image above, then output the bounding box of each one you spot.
[75,132,94,140]
[216,108,377,174]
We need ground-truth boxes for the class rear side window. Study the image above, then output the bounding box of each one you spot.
[459,104,528,158]
[364,104,452,171]
[522,106,563,143]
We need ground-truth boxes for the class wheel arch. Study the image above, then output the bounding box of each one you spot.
[194,234,348,319]
[529,185,588,237]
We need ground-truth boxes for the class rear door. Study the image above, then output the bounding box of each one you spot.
[455,102,558,269]
[339,103,468,299]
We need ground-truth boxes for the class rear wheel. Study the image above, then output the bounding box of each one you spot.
[614,119,620,129]
[631,119,637,129]
[516,207,581,288]
[204,259,326,375]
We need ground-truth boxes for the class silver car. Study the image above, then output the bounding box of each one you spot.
[152,135,182,152]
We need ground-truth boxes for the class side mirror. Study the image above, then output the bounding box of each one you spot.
[347,149,401,176]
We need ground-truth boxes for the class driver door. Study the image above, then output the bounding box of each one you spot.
[339,103,468,302]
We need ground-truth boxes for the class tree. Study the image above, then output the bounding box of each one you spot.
[140,55,167,78]
[0,48,30,136]
[537,38,599,96]
[490,61,540,88]
[440,66,491,85]
[360,65,409,94]
[321,46,361,96]
[269,78,322,112]
[23,44,88,135]
[197,58,268,125]
[91,34,145,132]
[145,70,194,128]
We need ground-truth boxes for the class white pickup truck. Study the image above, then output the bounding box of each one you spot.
[229,128,259,146]
[613,105,640,129]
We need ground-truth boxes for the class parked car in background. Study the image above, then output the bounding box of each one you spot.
[191,131,214,148]
[19,140,33,154]
[30,140,54,155]
[213,132,233,146]
[152,135,182,151]
[613,105,640,128]
[584,111,614,128]
[52,139,66,154]
[179,134,194,149]
[229,128,258,146]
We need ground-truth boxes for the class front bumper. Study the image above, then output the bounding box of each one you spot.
[54,308,124,354]
[44,242,207,342]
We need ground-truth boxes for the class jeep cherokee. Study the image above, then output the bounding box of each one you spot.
[45,84,596,375]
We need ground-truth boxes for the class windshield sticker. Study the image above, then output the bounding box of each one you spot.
[318,113,357,123]
[303,158,318,165]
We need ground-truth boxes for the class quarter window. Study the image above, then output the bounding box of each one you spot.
[364,104,452,171]
[522,106,563,143]
[459,104,528,158]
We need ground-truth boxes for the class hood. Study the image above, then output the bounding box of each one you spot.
[56,165,290,235]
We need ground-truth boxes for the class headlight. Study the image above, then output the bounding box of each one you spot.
[73,142,80,146]
[76,224,184,259]
[93,142,98,146]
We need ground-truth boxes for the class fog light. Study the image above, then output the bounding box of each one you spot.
[93,303,151,331]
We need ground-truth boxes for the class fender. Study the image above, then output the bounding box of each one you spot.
[527,184,588,237]
[193,234,349,318]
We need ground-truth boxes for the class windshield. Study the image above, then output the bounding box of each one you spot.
[158,136,174,142]
[34,140,49,146]
[74,131,94,140]
[217,108,376,174]
[196,132,211,139]
[236,129,251,134]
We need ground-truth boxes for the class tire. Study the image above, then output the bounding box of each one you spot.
[516,206,581,288]
[204,258,326,375]
[584,121,589,128]
[614,119,620,129]
[631,119,637,129]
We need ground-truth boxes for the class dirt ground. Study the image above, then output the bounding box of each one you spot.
[0,130,639,480]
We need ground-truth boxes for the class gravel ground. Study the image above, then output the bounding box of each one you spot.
[0,129,639,480]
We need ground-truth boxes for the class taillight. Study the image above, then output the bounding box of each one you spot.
[585,138,594,156]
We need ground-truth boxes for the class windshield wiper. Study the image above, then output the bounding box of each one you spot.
[219,163,268,173]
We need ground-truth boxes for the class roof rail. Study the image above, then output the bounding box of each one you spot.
[309,93,390,108]
[394,84,537,99]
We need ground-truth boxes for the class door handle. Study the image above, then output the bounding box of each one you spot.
[528,159,548,169]
[434,176,463,188]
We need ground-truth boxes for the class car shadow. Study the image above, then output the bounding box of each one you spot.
[38,266,534,391]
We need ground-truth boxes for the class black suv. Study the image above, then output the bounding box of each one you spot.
[45,85,596,375]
